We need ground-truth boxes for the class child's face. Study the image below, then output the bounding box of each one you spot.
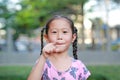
[45,18,76,52]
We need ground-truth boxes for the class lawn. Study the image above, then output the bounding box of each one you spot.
[0,66,31,80]
[88,65,120,80]
[0,65,120,80]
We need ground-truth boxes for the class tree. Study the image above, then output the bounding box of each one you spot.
[94,0,120,51]
[0,0,16,52]
[14,0,88,39]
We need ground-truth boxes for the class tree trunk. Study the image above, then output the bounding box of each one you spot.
[81,3,85,50]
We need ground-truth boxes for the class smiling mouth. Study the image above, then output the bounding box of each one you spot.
[55,41,64,44]
[55,40,65,44]
[55,43,65,47]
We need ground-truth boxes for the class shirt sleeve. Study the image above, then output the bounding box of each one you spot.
[77,60,91,80]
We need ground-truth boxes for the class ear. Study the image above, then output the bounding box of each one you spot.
[44,34,49,43]
[72,33,77,43]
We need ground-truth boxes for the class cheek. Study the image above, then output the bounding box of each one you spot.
[64,36,73,42]
[48,36,57,42]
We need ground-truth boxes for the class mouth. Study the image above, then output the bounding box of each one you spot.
[55,40,66,46]
[56,43,64,45]
[55,43,65,47]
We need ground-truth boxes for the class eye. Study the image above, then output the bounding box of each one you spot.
[52,31,57,33]
[63,31,68,33]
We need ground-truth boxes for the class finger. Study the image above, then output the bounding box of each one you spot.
[44,49,50,54]
[49,48,54,53]
[45,46,56,53]
[53,48,61,53]
[43,47,51,54]
[52,42,57,46]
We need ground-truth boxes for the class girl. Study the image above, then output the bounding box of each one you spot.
[28,15,91,80]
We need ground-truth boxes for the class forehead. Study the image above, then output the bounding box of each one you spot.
[49,18,71,29]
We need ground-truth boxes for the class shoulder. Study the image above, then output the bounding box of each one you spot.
[72,59,91,79]
[72,59,85,67]
[72,59,89,72]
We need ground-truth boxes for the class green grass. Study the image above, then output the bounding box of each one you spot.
[88,65,120,80]
[0,65,120,80]
[0,66,32,80]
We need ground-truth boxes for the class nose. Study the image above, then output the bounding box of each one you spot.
[57,32,62,40]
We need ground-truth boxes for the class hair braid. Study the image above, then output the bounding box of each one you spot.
[40,27,45,55]
[72,27,78,59]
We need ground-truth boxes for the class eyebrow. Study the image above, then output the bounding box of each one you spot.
[50,28,70,32]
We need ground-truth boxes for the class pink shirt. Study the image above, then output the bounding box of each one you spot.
[41,58,91,80]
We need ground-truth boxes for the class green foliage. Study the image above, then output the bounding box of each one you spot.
[0,0,8,18]
[111,45,119,51]
[14,0,88,36]
[0,0,88,39]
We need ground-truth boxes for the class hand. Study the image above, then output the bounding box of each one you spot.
[42,43,59,59]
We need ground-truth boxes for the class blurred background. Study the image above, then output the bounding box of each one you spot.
[0,0,120,80]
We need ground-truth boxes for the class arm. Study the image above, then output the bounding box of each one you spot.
[27,42,59,80]
[27,54,46,80]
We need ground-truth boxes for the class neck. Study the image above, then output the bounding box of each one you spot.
[52,51,70,60]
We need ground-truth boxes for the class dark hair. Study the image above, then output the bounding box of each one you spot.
[40,15,78,59]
